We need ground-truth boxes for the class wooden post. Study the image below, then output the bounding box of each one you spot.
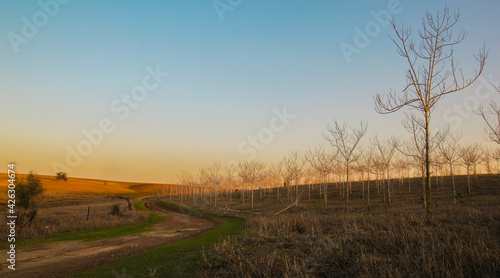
[87,206,90,220]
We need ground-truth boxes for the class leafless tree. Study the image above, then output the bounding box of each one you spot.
[438,133,461,203]
[238,160,265,210]
[371,136,397,205]
[481,147,493,175]
[361,148,376,204]
[270,161,284,202]
[283,151,305,204]
[306,145,335,207]
[459,143,482,196]
[207,162,224,208]
[374,7,487,217]
[224,164,236,205]
[486,147,500,174]
[323,120,367,212]
[476,83,500,143]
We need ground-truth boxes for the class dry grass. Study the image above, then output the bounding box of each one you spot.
[194,175,500,277]
[0,196,148,239]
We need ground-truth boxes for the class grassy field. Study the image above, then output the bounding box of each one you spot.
[169,174,500,277]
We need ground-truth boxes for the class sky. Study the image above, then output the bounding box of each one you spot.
[1,0,500,183]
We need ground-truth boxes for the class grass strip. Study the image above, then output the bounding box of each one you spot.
[75,202,245,278]
[0,201,165,249]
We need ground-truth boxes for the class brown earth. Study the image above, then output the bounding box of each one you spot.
[0,201,217,278]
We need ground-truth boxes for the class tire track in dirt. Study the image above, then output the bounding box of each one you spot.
[0,200,217,278]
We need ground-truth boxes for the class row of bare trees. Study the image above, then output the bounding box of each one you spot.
[166,132,494,211]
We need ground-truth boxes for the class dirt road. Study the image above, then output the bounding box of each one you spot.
[0,201,216,277]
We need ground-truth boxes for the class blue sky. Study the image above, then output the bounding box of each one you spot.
[1,0,499,182]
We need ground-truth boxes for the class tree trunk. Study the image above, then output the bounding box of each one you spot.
[450,163,456,204]
[467,167,471,196]
[346,165,350,213]
[425,112,432,218]
[386,169,391,205]
[367,171,370,205]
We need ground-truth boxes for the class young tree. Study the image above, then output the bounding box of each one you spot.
[476,83,500,143]
[438,133,461,203]
[306,145,335,207]
[374,7,487,218]
[207,162,224,208]
[459,143,481,196]
[323,120,367,212]
[224,164,236,205]
[238,160,265,210]
[283,151,305,204]
[371,136,397,205]
[270,161,284,202]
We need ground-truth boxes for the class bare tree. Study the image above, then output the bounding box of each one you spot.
[459,143,481,196]
[238,160,265,210]
[374,7,487,217]
[306,145,335,207]
[362,148,376,204]
[270,161,284,202]
[486,147,500,174]
[323,120,367,212]
[476,83,500,143]
[283,151,305,204]
[371,136,397,205]
[481,147,493,174]
[438,133,461,203]
[207,162,224,208]
[224,164,236,205]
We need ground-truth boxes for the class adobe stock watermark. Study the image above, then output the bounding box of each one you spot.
[213,0,244,21]
[51,65,169,174]
[443,75,500,130]
[236,106,296,161]
[339,0,404,63]
[7,0,71,54]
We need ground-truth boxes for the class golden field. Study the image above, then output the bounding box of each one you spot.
[0,173,172,202]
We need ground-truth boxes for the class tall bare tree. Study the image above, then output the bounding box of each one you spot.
[323,120,367,212]
[374,7,487,217]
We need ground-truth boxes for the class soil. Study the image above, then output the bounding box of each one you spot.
[0,200,217,277]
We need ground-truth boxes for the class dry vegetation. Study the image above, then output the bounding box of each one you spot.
[0,196,148,239]
[0,173,162,240]
[164,174,500,277]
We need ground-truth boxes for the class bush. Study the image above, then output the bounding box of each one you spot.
[56,171,67,181]
[16,172,45,211]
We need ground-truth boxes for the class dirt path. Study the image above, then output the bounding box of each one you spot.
[0,201,216,277]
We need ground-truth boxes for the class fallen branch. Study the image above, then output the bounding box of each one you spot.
[274,201,298,216]
[218,207,262,215]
